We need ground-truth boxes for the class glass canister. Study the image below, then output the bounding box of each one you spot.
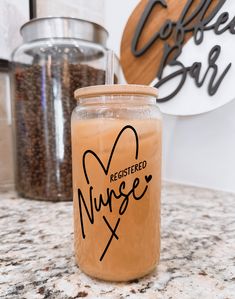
[0,60,14,191]
[71,85,162,282]
[11,17,118,201]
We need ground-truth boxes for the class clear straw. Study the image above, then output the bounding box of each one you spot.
[105,50,115,85]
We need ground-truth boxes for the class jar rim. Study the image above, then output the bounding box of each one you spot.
[74,85,158,100]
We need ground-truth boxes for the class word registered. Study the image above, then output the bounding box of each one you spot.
[110,160,147,183]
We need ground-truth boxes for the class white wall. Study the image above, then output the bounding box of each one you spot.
[36,0,105,26]
[0,0,29,60]
[105,0,235,193]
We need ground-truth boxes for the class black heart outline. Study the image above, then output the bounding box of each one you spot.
[82,125,139,185]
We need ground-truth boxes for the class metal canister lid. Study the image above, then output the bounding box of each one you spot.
[20,17,108,46]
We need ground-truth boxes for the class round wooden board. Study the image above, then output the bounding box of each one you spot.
[120,0,218,85]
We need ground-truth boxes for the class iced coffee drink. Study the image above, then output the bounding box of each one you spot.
[72,85,161,281]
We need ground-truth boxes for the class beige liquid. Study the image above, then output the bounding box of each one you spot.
[71,118,162,281]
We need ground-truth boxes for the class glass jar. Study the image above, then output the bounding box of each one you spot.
[71,85,162,282]
[0,60,14,191]
[11,17,119,201]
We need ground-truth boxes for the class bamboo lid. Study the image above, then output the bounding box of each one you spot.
[74,84,158,99]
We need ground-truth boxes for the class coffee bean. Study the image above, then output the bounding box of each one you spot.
[13,63,105,201]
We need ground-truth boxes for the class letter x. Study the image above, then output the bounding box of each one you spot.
[99,216,120,261]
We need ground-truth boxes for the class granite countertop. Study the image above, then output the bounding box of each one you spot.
[0,183,235,299]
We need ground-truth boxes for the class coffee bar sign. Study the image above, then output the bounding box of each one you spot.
[121,0,235,115]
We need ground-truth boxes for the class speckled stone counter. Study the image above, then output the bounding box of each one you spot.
[0,183,235,299]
